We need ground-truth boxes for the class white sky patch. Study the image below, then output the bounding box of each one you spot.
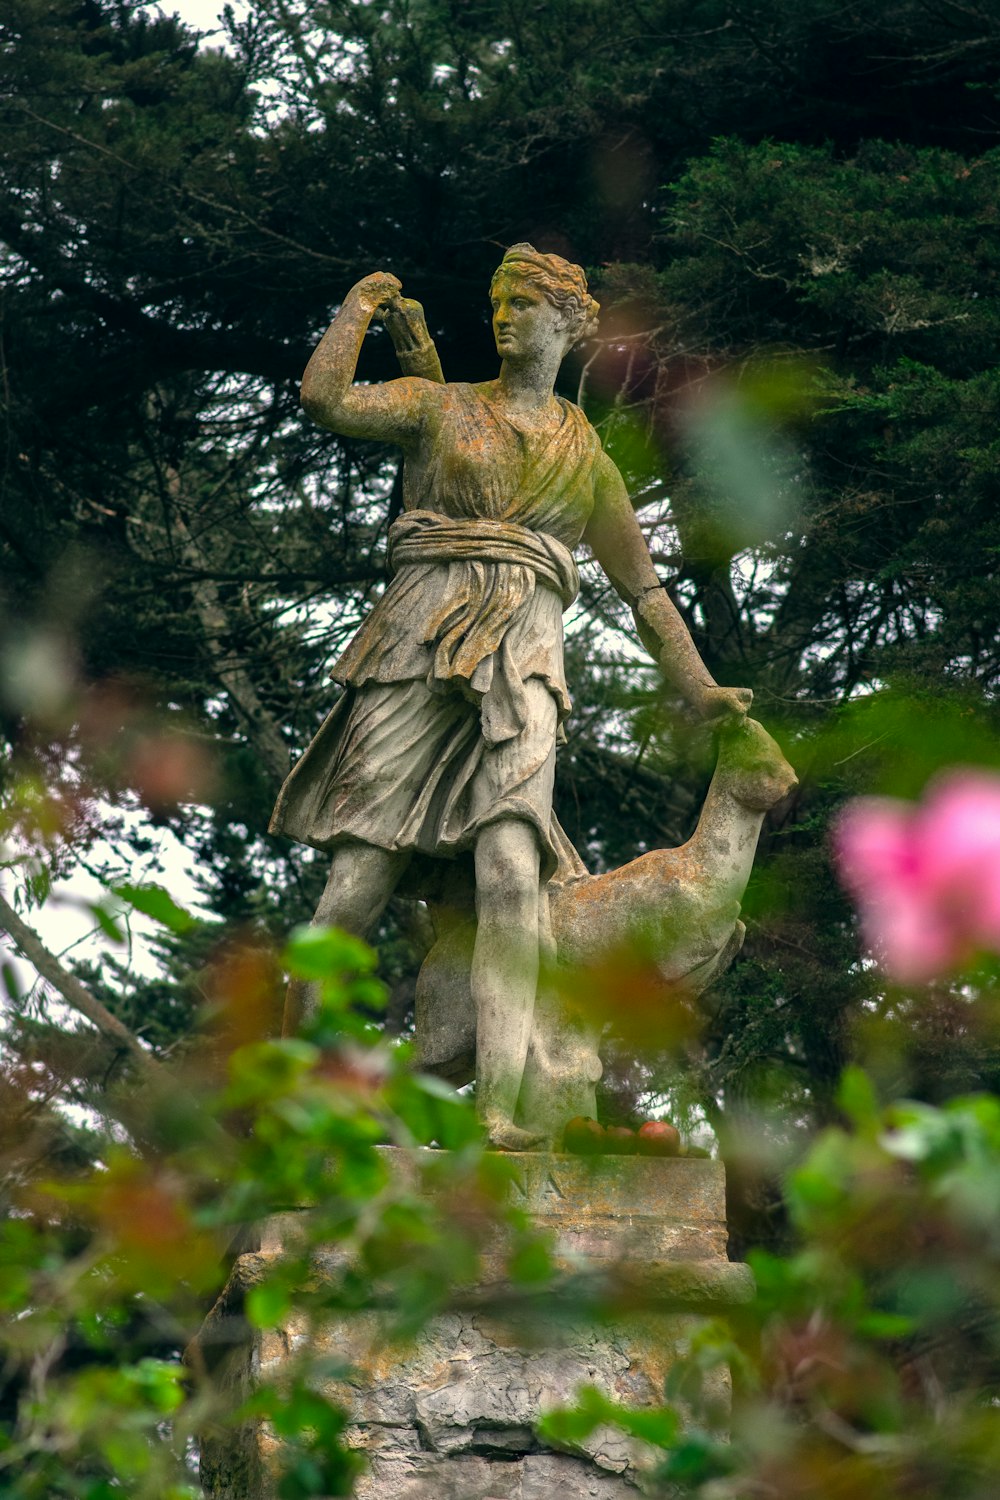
[151,0,244,42]
[3,806,214,1016]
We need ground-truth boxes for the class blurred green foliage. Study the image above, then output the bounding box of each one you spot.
[545,1073,1000,1497]
[0,918,554,1496]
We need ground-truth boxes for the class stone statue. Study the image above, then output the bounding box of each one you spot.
[270,244,754,1150]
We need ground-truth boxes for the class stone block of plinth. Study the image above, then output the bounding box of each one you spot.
[197,1150,752,1499]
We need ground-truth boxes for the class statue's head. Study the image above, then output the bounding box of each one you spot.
[720,716,798,813]
[490,243,600,353]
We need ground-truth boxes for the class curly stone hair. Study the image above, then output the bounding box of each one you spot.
[490,243,600,344]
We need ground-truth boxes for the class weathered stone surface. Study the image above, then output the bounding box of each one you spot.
[197,1152,748,1499]
[354,1449,652,1499]
[264,1150,734,1263]
[504,1150,729,1248]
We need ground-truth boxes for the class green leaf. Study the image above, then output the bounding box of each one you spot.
[27,864,51,907]
[143,1358,187,1402]
[272,1386,348,1442]
[284,925,377,981]
[411,1073,461,1101]
[508,1233,554,1285]
[86,900,126,945]
[663,1435,732,1483]
[538,1384,678,1451]
[277,1454,325,1499]
[112,883,199,934]
[537,1385,613,1445]
[613,1404,679,1448]
[880,1101,961,1167]
[404,1074,480,1149]
[837,1065,880,1132]
[246,1280,291,1329]
[856,1310,917,1339]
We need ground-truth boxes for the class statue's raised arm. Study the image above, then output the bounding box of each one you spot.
[299,271,439,445]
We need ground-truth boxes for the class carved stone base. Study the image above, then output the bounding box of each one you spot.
[197,1152,752,1499]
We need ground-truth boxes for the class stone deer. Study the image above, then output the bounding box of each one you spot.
[414,715,797,1143]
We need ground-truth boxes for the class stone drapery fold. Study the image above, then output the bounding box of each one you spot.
[388,510,579,605]
[367,510,580,746]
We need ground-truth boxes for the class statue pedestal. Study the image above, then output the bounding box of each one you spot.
[198,1151,752,1499]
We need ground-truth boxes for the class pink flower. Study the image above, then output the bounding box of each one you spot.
[832,770,1000,982]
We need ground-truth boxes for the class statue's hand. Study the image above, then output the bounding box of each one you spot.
[381,295,431,353]
[350,271,403,316]
[694,684,753,723]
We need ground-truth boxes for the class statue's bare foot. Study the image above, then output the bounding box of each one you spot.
[482,1117,545,1152]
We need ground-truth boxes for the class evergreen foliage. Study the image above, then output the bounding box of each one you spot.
[3,0,1000,1251]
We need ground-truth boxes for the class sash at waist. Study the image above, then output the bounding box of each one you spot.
[388,509,580,608]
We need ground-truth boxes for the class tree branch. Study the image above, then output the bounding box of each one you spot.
[163,469,292,786]
[0,891,164,1081]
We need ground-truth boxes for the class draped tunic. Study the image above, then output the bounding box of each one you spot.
[269,382,603,883]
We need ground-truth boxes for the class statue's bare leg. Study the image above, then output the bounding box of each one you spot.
[472,819,544,1151]
[282,841,408,1036]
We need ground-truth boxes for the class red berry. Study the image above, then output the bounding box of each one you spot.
[637,1120,681,1157]
[563,1116,606,1155]
[604,1125,638,1155]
